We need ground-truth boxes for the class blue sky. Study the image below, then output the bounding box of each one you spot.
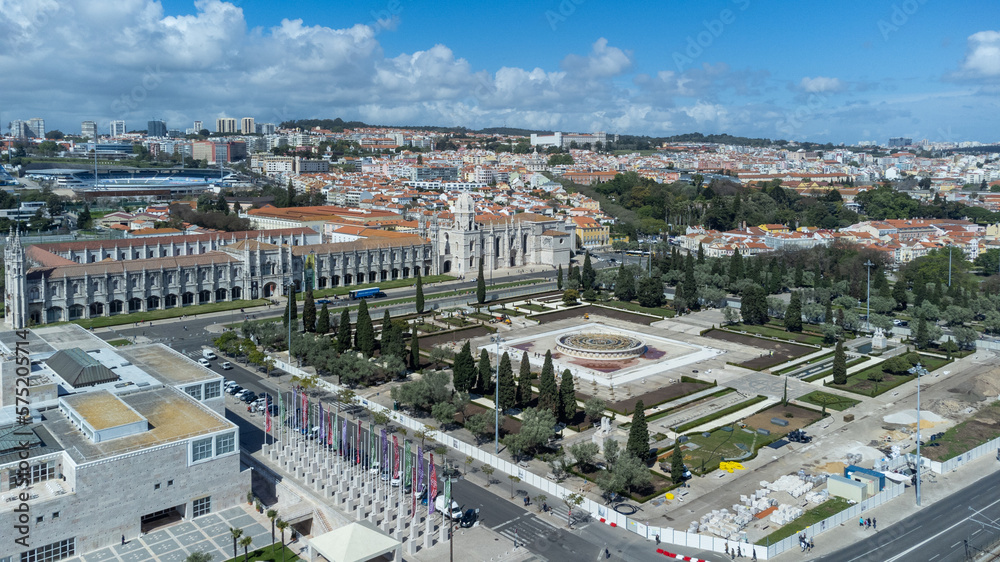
[2,0,998,143]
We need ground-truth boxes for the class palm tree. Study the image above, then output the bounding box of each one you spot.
[266,509,278,545]
[229,527,243,560]
[275,519,290,562]
[184,553,212,562]
[240,535,253,562]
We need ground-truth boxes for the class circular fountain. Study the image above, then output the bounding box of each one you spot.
[555,332,646,361]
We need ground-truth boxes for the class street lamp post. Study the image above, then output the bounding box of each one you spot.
[908,362,928,506]
[864,260,874,332]
[490,335,505,454]
[286,280,294,368]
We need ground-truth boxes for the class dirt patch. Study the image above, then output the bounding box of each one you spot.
[815,461,847,474]
[743,404,823,434]
[922,402,1000,461]
[608,381,714,415]
[420,325,494,348]
[703,329,814,369]
[530,305,656,326]
[464,403,522,436]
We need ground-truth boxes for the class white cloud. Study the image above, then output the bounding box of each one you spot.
[560,38,632,78]
[958,30,1000,77]
[798,76,845,93]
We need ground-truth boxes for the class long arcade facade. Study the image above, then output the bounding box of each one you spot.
[4,227,435,328]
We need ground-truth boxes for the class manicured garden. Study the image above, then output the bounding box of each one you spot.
[797,390,861,412]
[595,300,676,318]
[827,352,950,397]
[222,542,300,562]
[72,298,270,329]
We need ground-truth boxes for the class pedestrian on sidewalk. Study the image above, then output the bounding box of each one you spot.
[873,518,877,530]
[859,516,864,528]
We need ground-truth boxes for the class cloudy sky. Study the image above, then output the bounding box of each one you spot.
[1,0,998,144]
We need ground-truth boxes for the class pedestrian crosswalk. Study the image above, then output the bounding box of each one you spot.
[493,505,589,548]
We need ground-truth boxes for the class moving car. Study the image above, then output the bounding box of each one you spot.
[434,495,463,519]
[221,362,233,370]
[198,358,211,367]
[459,508,480,528]
[202,349,217,360]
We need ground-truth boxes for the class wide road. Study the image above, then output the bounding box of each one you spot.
[816,469,1000,562]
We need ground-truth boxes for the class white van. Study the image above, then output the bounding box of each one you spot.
[434,495,463,519]
[202,349,217,360]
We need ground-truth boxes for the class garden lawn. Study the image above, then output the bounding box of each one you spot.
[801,356,871,383]
[222,542,300,562]
[596,300,675,318]
[755,498,852,545]
[797,391,861,412]
[829,353,951,397]
[730,323,826,346]
[774,351,834,375]
[72,298,270,329]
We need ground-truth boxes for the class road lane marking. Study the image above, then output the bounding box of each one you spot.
[884,494,1000,562]
[950,541,961,548]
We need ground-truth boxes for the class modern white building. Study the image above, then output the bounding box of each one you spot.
[0,324,246,561]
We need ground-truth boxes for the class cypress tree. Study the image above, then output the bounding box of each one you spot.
[832,340,847,385]
[728,248,743,281]
[538,351,558,416]
[476,257,486,304]
[316,303,331,334]
[380,310,392,355]
[626,399,649,461]
[302,287,316,332]
[892,279,908,311]
[614,265,636,302]
[556,264,564,290]
[336,308,351,353]
[497,352,515,412]
[477,348,492,394]
[741,284,769,325]
[558,368,576,423]
[682,253,697,302]
[582,253,596,290]
[453,342,475,393]
[697,242,705,263]
[572,265,582,287]
[409,326,420,370]
[286,178,296,207]
[516,351,532,406]
[415,269,425,314]
[915,316,929,349]
[355,299,375,357]
[670,440,685,483]
[784,291,803,332]
[824,299,833,324]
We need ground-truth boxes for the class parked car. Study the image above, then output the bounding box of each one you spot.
[198,358,211,367]
[242,392,258,404]
[228,385,243,395]
[434,495,463,520]
[459,508,480,528]
[221,362,233,370]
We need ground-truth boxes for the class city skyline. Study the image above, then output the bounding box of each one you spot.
[0,0,998,144]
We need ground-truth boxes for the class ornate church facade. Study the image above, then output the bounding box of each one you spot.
[418,193,573,277]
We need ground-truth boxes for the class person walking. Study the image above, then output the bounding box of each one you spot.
[121,535,125,545]
[873,518,877,530]
[859,516,864,528]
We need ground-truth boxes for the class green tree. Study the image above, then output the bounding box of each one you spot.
[832,340,847,385]
[476,348,492,394]
[570,441,600,469]
[637,275,664,307]
[316,303,331,334]
[476,257,486,304]
[380,310,393,355]
[740,284,769,325]
[266,509,279,545]
[582,253,596,290]
[558,368,576,423]
[465,412,493,444]
[697,242,705,263]
[614,265,636,302]
[302,287,316,332]
[538,350,558,416]
[354,299,375,357]
[282,286,298,328]
[285,179,296,207]
[275,520,289,562]
[557,264,564,290]
[626,400,649,461]
[584,396,606,424]
[184,553,213,562]
[892,279,908,311]
[452,342,476,393]
[229,527,243,561]
[336,308,352,353]
[728,248,744,281]
[670,441,686,484]
[562,289,580,305]
[914,316,930,349]
[517,351,533,406]
[784,291,803,332]
[415,269,425,314]
[77,204,93,229]
[240,535,253,562]
[497,352,516,411]
[409,326,420,370]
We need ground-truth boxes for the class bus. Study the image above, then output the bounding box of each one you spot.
[349,287,385,300]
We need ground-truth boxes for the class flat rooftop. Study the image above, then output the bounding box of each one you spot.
[47,386,232,463]
[117,344,220,386]
[31,324,114,354]
[62,390,145,431]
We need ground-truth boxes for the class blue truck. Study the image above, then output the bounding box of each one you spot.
[349,287,385,300]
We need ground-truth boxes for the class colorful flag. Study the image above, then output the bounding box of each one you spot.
[342,415,347,457]
[404,440,412,487]
[327,408,333,446]
[369,422,377,468]
[417,446,424,494]
[412,463,417,516]
[392,435,400,476]
[318,403,324,442]
[301,391,308,431]
[356,419,362,464]
[264,394,271,434]
[278,393,285,439]
[292,388,298,429]
[382,429,388,468]
[429,453,437,514]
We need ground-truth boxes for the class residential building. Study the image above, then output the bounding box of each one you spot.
[215,118,237,134]
[529,131,607,149]
[147,120,167,138]
[80,121,97,141]
[193,120,203,132]
[110,120,127,137]
[240,117,255,135]
[28,117,45,139]
[572,216,610,249]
